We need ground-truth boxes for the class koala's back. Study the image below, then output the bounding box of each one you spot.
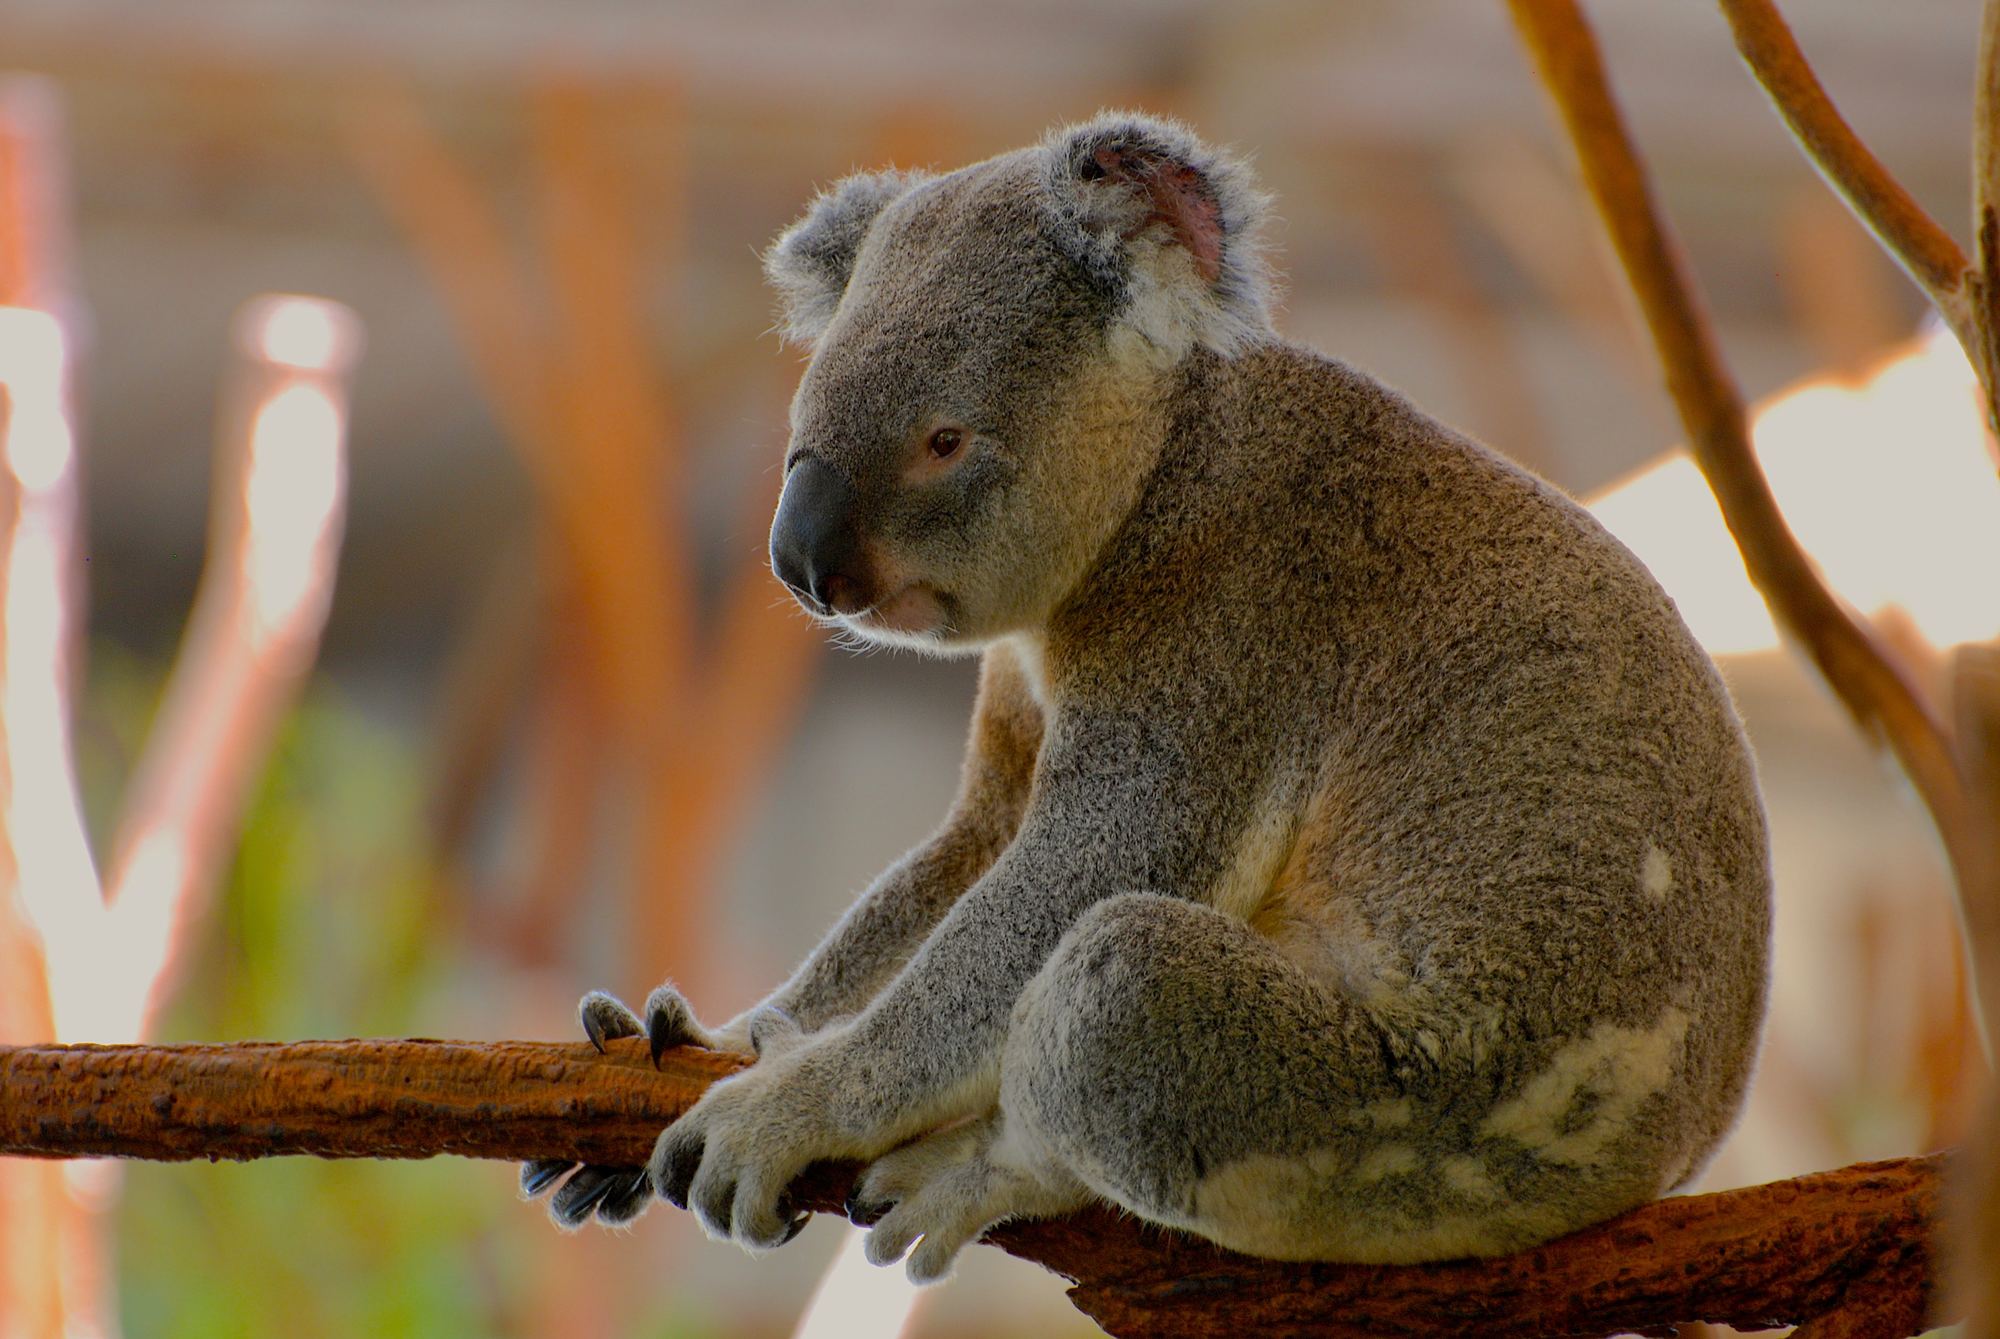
[1054,341,1771,1246]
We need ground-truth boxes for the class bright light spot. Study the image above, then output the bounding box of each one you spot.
[1589,327,2000,656]
[0,303,106,1044]
[63,1158,120,1207]
[0,305,65,388]
[8,404,74,494]
[80,829,192,1043]
[791,1225,926,1339]
[1591,453,1780,655]
[241,295,362,374]
[4,511,109,1038]
[0,305,73,493]
[243,381,345,637]
[113,830,188,953]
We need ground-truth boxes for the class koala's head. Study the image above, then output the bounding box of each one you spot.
[764,113,1275,653]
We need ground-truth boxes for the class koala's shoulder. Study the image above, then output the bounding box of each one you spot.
[1165,341,1691,649]
[1178,342,1510,508]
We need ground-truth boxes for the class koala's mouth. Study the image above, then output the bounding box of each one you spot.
[846,581,947,637]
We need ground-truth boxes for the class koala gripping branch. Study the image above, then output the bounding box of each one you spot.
[0,1039,1948,1338]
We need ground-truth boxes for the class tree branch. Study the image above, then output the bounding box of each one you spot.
[1715,0,1976,347]
[0,1040,1951,1338]
[1976,1,2000,449]
[1506,0,1983,1026]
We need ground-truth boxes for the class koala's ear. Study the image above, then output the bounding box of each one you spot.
[764,168,931,347]
[1043,113,1277,360]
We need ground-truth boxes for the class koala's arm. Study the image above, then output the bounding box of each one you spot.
[787,702,1230,1140]
[647,698,1237,1245]
[737,643,1044,1039]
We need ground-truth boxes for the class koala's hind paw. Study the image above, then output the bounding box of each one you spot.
[855,1119,1086,1286]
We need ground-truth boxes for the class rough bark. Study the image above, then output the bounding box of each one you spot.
[0,1039,1950,1337]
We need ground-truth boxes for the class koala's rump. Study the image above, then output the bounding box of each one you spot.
[1149,347,1771,1237]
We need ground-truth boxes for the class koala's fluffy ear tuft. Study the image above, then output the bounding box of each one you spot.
[1043,113,1277,361]
[764,168,932,347]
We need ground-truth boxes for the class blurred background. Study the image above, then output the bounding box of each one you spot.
[0,1,1993,1336]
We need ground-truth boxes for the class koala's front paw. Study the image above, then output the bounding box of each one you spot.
[578,989,644,1052]
[631,982,731,1065]
[649,1055,826,1251]
[521,987,683,1230]
[523,1162,653,1230]
[580,981,768,1064]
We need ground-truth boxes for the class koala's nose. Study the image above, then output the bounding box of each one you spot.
[770,455,863,614]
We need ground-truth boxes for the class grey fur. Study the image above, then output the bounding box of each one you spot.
[1036,114,1278,356]
[549,113,1771,1284]
[765,168,937,346]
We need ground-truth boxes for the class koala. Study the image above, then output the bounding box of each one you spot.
[523,112,1771,1285]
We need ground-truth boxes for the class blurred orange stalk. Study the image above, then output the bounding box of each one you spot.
[0,73,99,1339]
[93,296,359,1043]
[344,84,821,1005]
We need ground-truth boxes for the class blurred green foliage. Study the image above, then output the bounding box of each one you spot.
[77,654,738,1339]
[81,653,517,1338]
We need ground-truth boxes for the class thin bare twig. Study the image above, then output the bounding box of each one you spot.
[1717,0,1977,348]
[1974,0,2000,437]
[1506,0,1979,988]
[342,89,675,741]
[1980,2,2000,265]
[1957,646,2000,1335]
[1956,646,2000,1066]
[100,307,354,1043]
[0,1039,1953,1338]
[0,76,105,1339]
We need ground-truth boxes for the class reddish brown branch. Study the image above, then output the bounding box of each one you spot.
[0,1040,1952,1337]
[1715,0,1975,344]
[0,1038,744,1165]
[1506,0,1978,963]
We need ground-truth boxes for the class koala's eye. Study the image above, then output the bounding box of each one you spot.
[927,428,963,460]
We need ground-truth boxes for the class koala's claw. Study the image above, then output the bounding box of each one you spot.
[648,1014,677,1069]
[644,984,706,1067]
[520,1158,575,1198]
[578,990,644,1054]
[691,1163,739,1240]
[592,1168,655,1226]
[522,1157,655,1230]
[549,1165,627,1229]
[776,1201,812,1245]
[655,1126,704,1211]
[843,1183,893,1227]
